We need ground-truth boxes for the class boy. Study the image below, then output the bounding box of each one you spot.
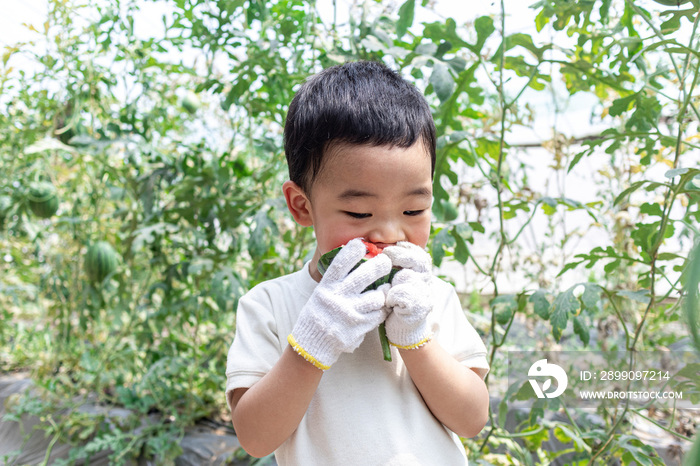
[225,61,490,465]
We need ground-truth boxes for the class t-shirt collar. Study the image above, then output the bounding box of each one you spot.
[297,261,318,298]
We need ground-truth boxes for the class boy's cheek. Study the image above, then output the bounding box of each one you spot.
[415,218,432,248]
[317,231,363,255]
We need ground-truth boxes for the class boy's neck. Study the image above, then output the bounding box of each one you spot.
[307,250,323,282]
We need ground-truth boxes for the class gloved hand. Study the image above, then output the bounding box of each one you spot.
[288,238,392,370]
[382,241,433,349]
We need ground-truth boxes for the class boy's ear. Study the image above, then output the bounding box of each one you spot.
[282,180,313,227]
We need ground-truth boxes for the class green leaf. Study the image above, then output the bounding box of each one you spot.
[431,227,455,267]
[613,181,645,206]
[580,284,602,313]
[660,14,682,34]
[396,0,415,38]
[626,92,662,133]
[472,16,495,53]
[617,434,661,466]
[614,180,665,206]
[616,289,651,304]
[451,231,469,264]
[439,199,458,222]
[514,378,538,400]
[640,202,663,217]
[555,424,589,452]
[448,223,473,265]
[631,222,654,253]
[685,238,700,350]
[675,363,700,379]
[651,0,694,6]
[665,167,690,178]
[609,93,636,116]
[530,289,551,319]
[550,288,580,340]
[475,137,500,160]
[657,252,683,261]
[453,222,474,241]
[446,56,467,72]
[683,436,700,466]
[222,77,250,111]
[604,259,620,274]
[573,316,590,346]
[248,208,278,258]
[679,170,700,194]
[499,381,525,428]
[558,259,583,277]
[415,42,438,56]
[631,221,670,255]
[423,18,468,50]
[430,62,455,102]
[567,149,589,173]
[529,398,546,426]
[535,9,549,32]
[435,41,452,59]
[492,294,518,325]
[541,196,557,215]
[521,424,549,450]
[469,221,485,234]
[553,425,572,444]
[505,32,549,59]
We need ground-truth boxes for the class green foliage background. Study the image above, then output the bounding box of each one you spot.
[1,0,699,464]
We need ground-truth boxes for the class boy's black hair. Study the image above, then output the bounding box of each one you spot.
[284,61,436,193]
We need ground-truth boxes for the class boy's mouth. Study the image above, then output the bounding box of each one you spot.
[362,241,398,256]
[323,240,395,259]
[317,241,401,281]
[364,241,382,257]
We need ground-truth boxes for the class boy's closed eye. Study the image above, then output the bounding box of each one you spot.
[343,210,426,218]
[344,211,372,219]
[404,210,426,216]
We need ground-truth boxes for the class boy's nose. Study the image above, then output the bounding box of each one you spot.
[366,222,404,246]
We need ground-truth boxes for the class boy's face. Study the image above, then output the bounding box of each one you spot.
[301,141,432,278]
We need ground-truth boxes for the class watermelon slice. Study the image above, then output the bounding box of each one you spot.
[317,241,399,289]
[317,240,397,361]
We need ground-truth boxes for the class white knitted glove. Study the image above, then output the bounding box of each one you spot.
[383,242,433,349]
[288,238,392,370]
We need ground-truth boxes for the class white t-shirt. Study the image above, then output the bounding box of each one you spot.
[226,262,489,465]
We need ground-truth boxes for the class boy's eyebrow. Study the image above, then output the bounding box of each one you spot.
[337,187,432,199]
[337,189,376,200]
[408,187,433,197]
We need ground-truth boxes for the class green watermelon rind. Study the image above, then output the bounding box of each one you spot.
[317,244,399,363]
[0,196,12,219]
[316,246,341,277]
[0,195,11,229]
[85,241,119,282]
[317,246,400,291]
[27,182,59,218]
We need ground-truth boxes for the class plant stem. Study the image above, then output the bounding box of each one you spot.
[600,288,632,348]
[561,401,590,451]
[41,429,61,466]
[480,3,508,451]
[590,4,700,460]
[378,323,392,361]
[631,408,692,442]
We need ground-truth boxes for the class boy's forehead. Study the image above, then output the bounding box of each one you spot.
[336,185,432,200]
[312,140,433,192]
[323,140,432,164]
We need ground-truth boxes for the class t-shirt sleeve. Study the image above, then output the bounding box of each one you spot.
[225,288,283,411]
[433,281,490,380]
